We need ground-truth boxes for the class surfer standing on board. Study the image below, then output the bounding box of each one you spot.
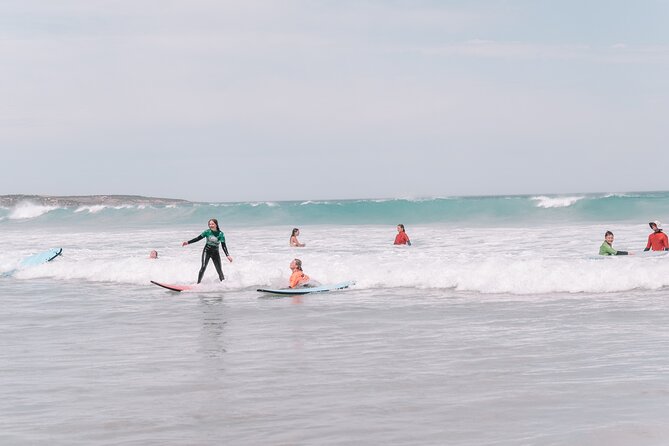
[182,219,233,283]
[289,258,310,288]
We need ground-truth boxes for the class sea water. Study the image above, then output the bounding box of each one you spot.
[1,193,669,445]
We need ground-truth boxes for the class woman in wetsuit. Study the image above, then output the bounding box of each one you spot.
[182,219,233,283]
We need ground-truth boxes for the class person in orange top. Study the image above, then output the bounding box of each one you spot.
[289,258,310,288]
[644,220,669,251]
[394,224,411,245]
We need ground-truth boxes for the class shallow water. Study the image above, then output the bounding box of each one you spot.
[2,279,668,445]
[3,194,669,445]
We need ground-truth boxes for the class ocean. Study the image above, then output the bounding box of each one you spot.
[2,192,669,445]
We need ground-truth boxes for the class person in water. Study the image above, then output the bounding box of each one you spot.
[288,258,310,288]
[182,219,233,283]
[599,231,630,256]
[290,228,305,247]
[644,220,669,251]
[149,250,158,259]
[394,224,411,245]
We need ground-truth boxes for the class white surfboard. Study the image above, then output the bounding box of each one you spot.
[257,281,355,295]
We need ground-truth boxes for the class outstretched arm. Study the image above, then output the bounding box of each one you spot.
[182,235,204,246]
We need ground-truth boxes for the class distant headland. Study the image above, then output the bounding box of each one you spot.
[0,195,191,207]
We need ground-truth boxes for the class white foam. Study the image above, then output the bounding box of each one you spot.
[246,201,278,207]
[8,201,59,219]
[300,200,331,205]
[75,205,108,213]
[531,195,585,208]
[2,224,665,295]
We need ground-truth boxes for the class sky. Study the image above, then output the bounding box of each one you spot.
[1,0,668,202]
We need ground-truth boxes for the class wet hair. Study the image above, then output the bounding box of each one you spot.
[293,258,303,271]
[292,228,299,236]
[209,218,220,232]
[397,224,405,232]
[605,231,614,237]
[149,250,158,259]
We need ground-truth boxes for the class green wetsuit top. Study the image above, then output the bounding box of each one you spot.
[187,229,229,255]
[599,241,628,256]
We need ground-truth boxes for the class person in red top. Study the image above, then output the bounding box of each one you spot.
[288,258,310,288]
[645,220,669,251]
[394,224,411,246]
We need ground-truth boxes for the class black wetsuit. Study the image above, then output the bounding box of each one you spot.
[187,230,230,283]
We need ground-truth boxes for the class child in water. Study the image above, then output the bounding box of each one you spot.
[599,231,630,256]
[290,228,305,247]
[394,224,411,245]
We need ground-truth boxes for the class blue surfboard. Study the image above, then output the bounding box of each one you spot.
[18,248,63,267]
[1,248,63,277]
[257,281,355,295]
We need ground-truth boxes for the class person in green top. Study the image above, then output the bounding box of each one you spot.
[182,218,233,283]
[599,231,630,256]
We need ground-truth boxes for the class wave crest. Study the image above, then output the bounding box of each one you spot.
[8,202,60,219]
[531,195,584,208]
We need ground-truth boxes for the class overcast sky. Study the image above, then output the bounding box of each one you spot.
[1,1,668,202]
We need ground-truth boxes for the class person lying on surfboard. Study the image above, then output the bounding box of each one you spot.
[182,218,233,283]
[289,258,310,288]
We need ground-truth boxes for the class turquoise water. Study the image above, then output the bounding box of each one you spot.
[2,191,669,228]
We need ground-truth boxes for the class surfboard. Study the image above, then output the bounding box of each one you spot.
[18,248,63,267]
[589,251,668,260]
[150,281,194,292]
[638,250,669,257]
[1,248,63,278]
[257,281,355,295]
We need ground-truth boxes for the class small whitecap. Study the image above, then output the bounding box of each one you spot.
[531,196,584,208]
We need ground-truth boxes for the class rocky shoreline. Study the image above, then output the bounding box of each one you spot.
[0,195,191,207]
